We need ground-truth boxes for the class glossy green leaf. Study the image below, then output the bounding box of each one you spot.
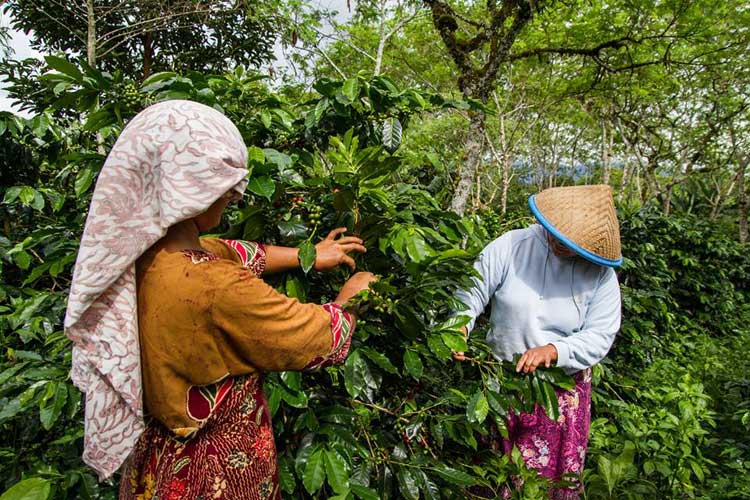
[381,117,402,154]
[247,176,275,200]
[324,449,350,494]
[298,240,316,274]
[39,382,68,430]
[74,168,95,198]
[403,350,423,379]
[303,449,326,494]
[0,478,51,500]
[44,56,82,82]
[396,468,419,500]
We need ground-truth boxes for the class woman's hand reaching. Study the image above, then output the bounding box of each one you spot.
[314,228,366,271]
[515,344,558,373]
[335,272,378,316]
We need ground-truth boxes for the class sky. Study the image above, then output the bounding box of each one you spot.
[1,11,43,116]
[0,0,352,116]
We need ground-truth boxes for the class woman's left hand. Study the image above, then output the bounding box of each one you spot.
[516,344,558,373]
[314,228,367,271]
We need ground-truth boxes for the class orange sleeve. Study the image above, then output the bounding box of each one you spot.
[206,260,353,372]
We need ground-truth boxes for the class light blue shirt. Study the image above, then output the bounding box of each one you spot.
[456,224,622,374]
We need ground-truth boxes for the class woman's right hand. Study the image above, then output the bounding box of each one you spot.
[335,272,378,311]
[452,326,470,362]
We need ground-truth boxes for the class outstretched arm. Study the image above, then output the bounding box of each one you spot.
[264,227,367,274]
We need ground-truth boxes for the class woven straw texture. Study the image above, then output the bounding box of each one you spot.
[534,185,621,261]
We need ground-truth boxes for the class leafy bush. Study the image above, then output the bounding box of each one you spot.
[1,59,748,499]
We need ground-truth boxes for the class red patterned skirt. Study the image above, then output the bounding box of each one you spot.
[119,375,280,500]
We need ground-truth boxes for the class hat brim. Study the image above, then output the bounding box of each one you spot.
[529,195,623,268]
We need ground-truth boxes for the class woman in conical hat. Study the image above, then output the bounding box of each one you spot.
[65,100,376,499]
[455,184,622,499]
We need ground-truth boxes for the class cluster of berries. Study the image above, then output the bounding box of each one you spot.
[369,289,395,314]
[119,82,141,108]
[308,204,323,225]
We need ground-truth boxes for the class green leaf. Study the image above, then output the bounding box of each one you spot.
[39,382,68,430]
[247,176,275,200]
[343,350,369,398]
[260,109,273,129]
[298,240,316,274]
[405,234,430,263]
[324,450,350,494]
[247,146,265,168]
[3,187,22,204]
[313,98,329,124]
[13,251,31,270]
[466,391,489,424]
[45,56,82,82]
[396,468,419,500]
[351,484,379,500]
[689,459,704,482]
[403,350,423,379]
[440,331,468,353]
[361,348,399,375]
[19,187,35,205]
[303,449,326,494]
[0,363,28,386]
[426,334,452,360]
[285,275,306,300]
[0,478,51,500]
[278,220,308,240]
[342,78,360,102]
[278,457,296,494]
[381,117,402,154]
[432,467,476,486]
[140,71,177,90]
[74,168,95,198]
[263,148,292,169]
[30,191,45,211]
[83,109,115,131]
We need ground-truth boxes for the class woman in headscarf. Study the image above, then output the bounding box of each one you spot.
[64,100,376,500]
[455,185,623,499]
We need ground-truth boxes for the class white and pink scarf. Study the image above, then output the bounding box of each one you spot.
[64,100,249,479]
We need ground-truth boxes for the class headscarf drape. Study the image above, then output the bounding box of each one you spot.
[65,100,249,479]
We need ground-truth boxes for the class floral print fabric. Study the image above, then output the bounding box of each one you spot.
[220,239,267,276]
[503,369,592,499]
[65,100,250,479]
[120,375,281,500]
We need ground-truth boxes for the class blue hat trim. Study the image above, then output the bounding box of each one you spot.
[528,195,623,268]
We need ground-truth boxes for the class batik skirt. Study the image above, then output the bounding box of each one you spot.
[501,368,592,499]
[119,375,280,500]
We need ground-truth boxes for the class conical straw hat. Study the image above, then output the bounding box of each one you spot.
[528,185,622,267]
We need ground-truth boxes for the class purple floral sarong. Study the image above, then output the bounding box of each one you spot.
[502,369,592,499]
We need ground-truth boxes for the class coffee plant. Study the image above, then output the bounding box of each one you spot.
[0,58,748,499]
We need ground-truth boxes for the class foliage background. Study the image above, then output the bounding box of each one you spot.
[1,1,749,499]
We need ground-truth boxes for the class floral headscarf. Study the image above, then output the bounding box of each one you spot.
[64,100,249,479]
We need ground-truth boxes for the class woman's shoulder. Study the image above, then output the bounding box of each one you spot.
[484,225,539,255]
[137,246,243,285]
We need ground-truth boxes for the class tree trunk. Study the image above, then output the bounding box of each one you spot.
[86,0,96,66]
[662,184,673,215]
[619,161,630,202]
[373,0,387,76]
[143,31,154,80]
[501,154,511,214]
[602,120,613,185]
[738,157,748,243]
[450,110,486,215]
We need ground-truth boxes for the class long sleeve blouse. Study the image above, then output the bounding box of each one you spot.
[455,224,621,374]
[135,238,353,437]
